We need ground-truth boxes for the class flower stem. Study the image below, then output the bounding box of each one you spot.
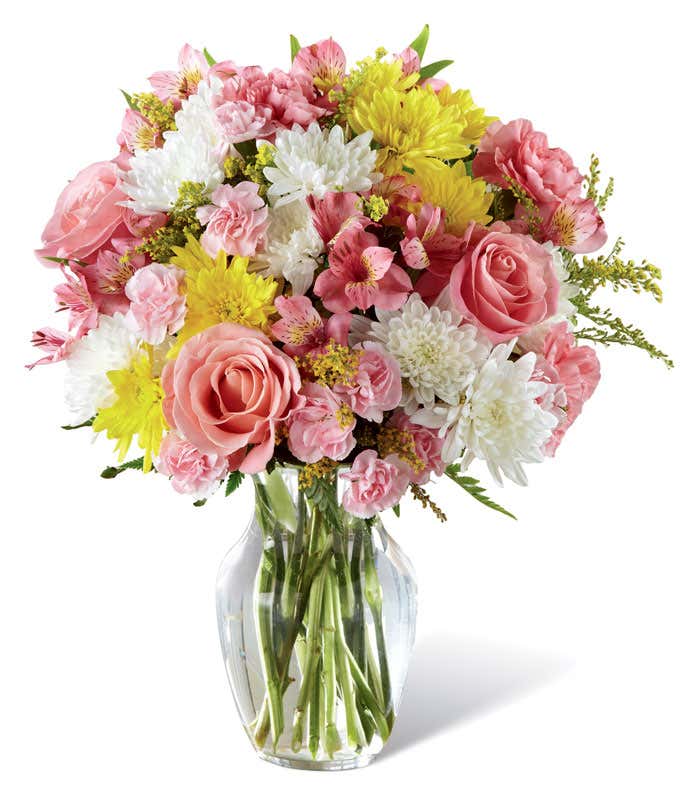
[321,573,342,757]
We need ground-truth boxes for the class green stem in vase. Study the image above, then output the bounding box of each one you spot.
[321,573,342,757]
[309,662,323,759]
[349,529,366,673]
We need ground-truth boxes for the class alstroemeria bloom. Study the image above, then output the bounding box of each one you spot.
[149,44,210,106]
[400,203,460,271]
[118,109,163,154]
[26,328,77,370]
[540,197,607,254]
[314,222,411,312]
[308,192,363,246]
[395,46,421,76]
[291,38,347,94]
[287,382,356,463]
[87,237,147,316]
[271,295,351,357]
[54,267,99,336]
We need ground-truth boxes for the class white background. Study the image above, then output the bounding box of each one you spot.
[2,1,679,791]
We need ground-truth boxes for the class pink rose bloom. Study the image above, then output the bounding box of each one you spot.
[341,450,410,518]
[287,383,356,463]
[125,263,186,345]
[334,342,402,422]
[196,182,269,257]
[308,192,363,245]
[473,119,583,206]
[291,38,347,94]
[155,432,228,498]
[389,410,446,485]
[149,44,209,106]
[400,203,460,272]
[161,323,303,474]
[315,221,411,312]
[36,161,127,264]
[450,224,560,343]
[539,197,607,254]
[271,295,351,357]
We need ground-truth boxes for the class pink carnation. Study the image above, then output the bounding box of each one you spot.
[156,431,228,498]
[36,161,127,264]
[162,323,303,474]
[287,383,356,463]
[340,450,410,518]
[389,411,446,485]
[271,295,351,357]
[450,224,560,343]
[473,119,583,206]
[125,263,186,345]
[149,44,209,106]
[196,182,269,258]
[334,343,402,422]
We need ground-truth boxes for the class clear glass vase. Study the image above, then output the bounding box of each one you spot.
[216,466,417,770]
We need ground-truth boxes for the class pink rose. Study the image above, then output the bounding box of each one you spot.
[389,410,446,485]
[450,225,560,343]
[125,263,186,345]
[287,383,356,463]
[473,119,582,206]
[36,161,127,264]
[155,431,228,498]
[334,343,402,422]
[161,323,303,474]
[340,450,410,518]
[196,182,269,258]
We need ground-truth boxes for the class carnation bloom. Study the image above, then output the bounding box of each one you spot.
[473,119,583,205]
[264,122,380,206]
[287,382,356,463]
[314,221,411,312]
[450,224,561,344]
[125,263,186,345]
[389,410,446,485]
[161,323,303,473]
[149,44,210,106]
[271,295,351,357]
[445,341,558,486]
[155,431,228,498]
[334,342,402,422]
[36,161,127,263]
[291,38,346,94]
[340,450,410,518]
[196,182,269,257]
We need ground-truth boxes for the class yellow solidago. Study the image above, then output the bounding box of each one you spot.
[435,86,497,147]
[349,87,471,177]
[170,236,277,351]
[298,458,338,490]
[132,92,176,134]
[377,426,424,474]
[93,348,167,473]
[415,160,493,236]
[298,341,362,388]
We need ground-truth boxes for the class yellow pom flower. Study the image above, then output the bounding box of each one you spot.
[415,161,493,236]
[92,348,167,473]
[335,49,419,117]
[349,86,471,177]
[170,235,277,351]
[435,86,498,146]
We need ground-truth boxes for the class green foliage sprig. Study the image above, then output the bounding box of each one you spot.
[100,457,146,479]
[583,154,615,211]
[445,464,516,520]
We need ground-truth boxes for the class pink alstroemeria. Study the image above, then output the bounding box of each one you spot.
[149,44,210,106]
[117,109,164,154]
[271,295,352,357]
[26,328,76,370]
[369,175,421,227]
[308,192,363,246]
[399,203,460,271]
[54,267,99,335]
[88,238,147,316]
[291,38,347,94]
[395,46,420,76]
[539,197,607,254]
[314,222,411,312]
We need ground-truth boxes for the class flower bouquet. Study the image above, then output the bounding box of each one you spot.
[30,26,671,770]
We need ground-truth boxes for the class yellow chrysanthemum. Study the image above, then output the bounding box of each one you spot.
[349,87,471,177]
[336,49,419,117]
[170,235,277,350]
[435,86,498,146]
[415,160,493,236]
[92,348,167,473]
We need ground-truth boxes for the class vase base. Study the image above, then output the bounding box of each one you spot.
[257,749,375,772]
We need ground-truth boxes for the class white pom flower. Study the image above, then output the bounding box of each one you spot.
[360,293,490,412]
[65,314,141,422]
[251,199,324,294]
[444,341,558,486]
[263,122,380,207]
[120,80,228,214]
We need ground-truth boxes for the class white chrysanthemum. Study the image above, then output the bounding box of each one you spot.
[251,200,324,294]
[120,80,227,214]
[360,293,490,412]
[65,314,141,422]
[444,341,558,486]
[263,122,380,207]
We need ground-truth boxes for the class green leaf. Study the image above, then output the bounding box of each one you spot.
[202,47,216,67]
[43,255,90,268]
[225,470,245,497]
[409,24,430,60]
[392,504,401,518]
[418,59,454,80]
[121,89,138,110]
[290,34,301,62]
[193,498,207,507]
[61,417,94,430]
[445,464,517,520]
[100,457,145,479]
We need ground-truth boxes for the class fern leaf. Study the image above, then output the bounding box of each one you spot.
[445,464,516,520]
